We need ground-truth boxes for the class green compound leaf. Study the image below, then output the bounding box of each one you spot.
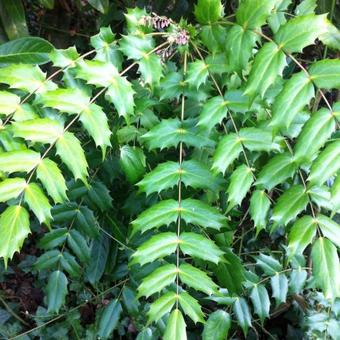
[119,145,146,184]
[233,297,252,336]
[312,237,340,301]
[287,215,317,257]
[308,140,340,186]
[131,232,178,266]
[24,182,52,226]
[236,0,278,29]
[179,291,205,324]
[137,159,223,195]
[250,190,271,234]
[256,152,297,190]
[97,300,122,339]
[36,158,68,204]
[294,109,336,163]
[0,178,26,202]
[245,42,286,98]
[12,118,64,144]
[226,164,254,211]
[271,273,288,305]
[164,309,187,340]
[179,232,224,264]
[271,185,309,227]
[186,60,209,89]
[270,71,315,130]
[179,263,218,295]
[194,0,224,24]
[202,310,231,340]
[131,199,227,235]
[250,284,270,324]
[142,118,214,150]
[137,264,177,298]
[147,292,177,324]
[316,214,340,248]
[47,270,68,313]
[0,91,20,116]
[56,131,88,184]
[274,14,328,53]
[0,150,41,174]
[309,59,340,89]
[0,205,30,268]
[212,133,243,174]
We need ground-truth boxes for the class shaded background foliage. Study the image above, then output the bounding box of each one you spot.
[0,0,339,339]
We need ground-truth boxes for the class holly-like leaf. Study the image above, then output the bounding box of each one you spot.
[245,42,286,98]
[131,199,227,235]
[270,71,315,129]
[271,273,288,305]
[250,190,271,234]
[240,127,282,152]
[147,292,177,324]
[274,14,328,53]
[194,0,224,24]
[295,0,317,15]
[0,91,20,116]
[309,59,340,89]
[36,158,68,204]
[119,34,154,60]
[0,178,26,202]
[0,205,30,267]
[256,253,282,275]
[0,64,56,93]
[179,263,218,295]
[272,185,309,227]
[105,76,135,120]
[202,310,231,340]
[0,150,41,174]
[179,232,224,264]
[212,133,243,174]
[12,118,64,144]
[164,309,187,340]
[186,60,209,89]
[47,270,68,313]
[97,300,122,339]
[142,118,214,150]
[287,215,317,257]
[294,109,336,162]
[131,232,178,266]
[226,25,258,74]
[38,88,90,114]
[311,237,340,301]
[49,46,79,68]
[137,160,223,195]
[250,284,270,324]
[24,182,52,226]
[256,152,297,190]
[308,140,340,186]
[178,291,205,324]
[67,229,91,263]
[316,214,340,248]
[138,54,163,85]
[137,264,177,298]
[233,297,252,336]
[56,131,88,184]
[226,164,254,211]
[119,145,145,184]
[236,0,278,29]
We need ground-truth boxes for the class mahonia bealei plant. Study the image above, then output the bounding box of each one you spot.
[0,0,340,338]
